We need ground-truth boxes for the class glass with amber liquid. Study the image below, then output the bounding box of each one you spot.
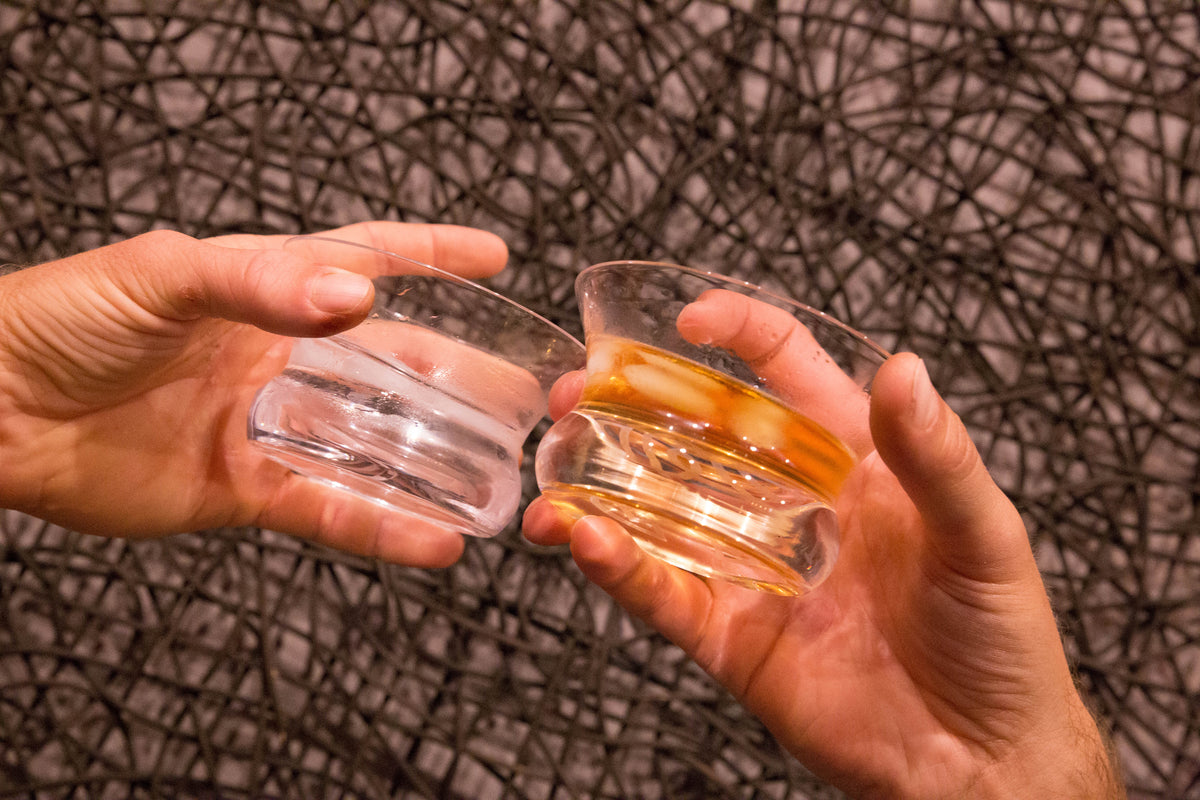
[535,262,890,595]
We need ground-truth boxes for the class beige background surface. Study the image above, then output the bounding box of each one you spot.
[1,2,1196,798]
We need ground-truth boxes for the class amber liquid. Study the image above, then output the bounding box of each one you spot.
[535,335,856,595]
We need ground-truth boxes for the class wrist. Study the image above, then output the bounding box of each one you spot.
[970,697,1125,800]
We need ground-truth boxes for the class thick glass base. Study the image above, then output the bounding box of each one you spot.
[536,408,840,595]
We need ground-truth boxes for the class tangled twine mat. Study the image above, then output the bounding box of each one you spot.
[1,2,1197,798]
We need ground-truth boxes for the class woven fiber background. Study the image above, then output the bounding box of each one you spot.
[2,2,1197,798]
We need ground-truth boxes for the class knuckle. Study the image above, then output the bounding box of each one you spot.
[131,228,194,255]
[241,247,293,288]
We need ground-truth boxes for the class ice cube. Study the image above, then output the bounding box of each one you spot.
[731,395,791,451]
[623,363,718,419]
[587,337,620,374]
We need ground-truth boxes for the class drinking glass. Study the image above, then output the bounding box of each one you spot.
[248,236,586,538]
[535,261,890,595]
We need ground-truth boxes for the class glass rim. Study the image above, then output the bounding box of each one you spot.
[578,260,892,361]
[288,235,586,351]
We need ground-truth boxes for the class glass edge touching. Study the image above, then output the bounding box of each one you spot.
[289,235,586,352]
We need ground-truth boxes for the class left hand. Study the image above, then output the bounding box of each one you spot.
[0,221,507,566]
[523,291,1122,798]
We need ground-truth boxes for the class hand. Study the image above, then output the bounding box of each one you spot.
[523,292,1124,798]
[0,222,507,567]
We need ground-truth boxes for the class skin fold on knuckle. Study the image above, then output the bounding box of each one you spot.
[111,230,211,320]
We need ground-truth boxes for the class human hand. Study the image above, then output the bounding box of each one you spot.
[524,291,1124,798]
[0,222,507,567]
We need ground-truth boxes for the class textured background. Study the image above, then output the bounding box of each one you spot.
[1,2,1197,798]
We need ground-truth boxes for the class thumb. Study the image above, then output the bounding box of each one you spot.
[869,352,1032,582]
[114,230,375,337]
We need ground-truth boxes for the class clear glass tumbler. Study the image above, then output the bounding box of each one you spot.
[535,261,890,595]
[248,236,586,538]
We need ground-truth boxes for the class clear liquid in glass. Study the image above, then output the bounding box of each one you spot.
[249,333,538,536]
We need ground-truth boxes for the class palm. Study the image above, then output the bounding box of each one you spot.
[22,314,289,536]
[554,437,1074,798]
[669,454,1018,793]
[3,246,313,533]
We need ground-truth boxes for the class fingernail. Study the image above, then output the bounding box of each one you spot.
[311,271,372,314]
[911,358,940,429]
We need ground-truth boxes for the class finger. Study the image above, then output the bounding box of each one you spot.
[256,475,466,568]
[210,221,509,280]
[193,238,375,337]
[547,370,585,420]
[676,289,873,456]
[868,353,1032,582]
[99,230,376,337]
[520,496,575,545]
[568,516,712,651]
